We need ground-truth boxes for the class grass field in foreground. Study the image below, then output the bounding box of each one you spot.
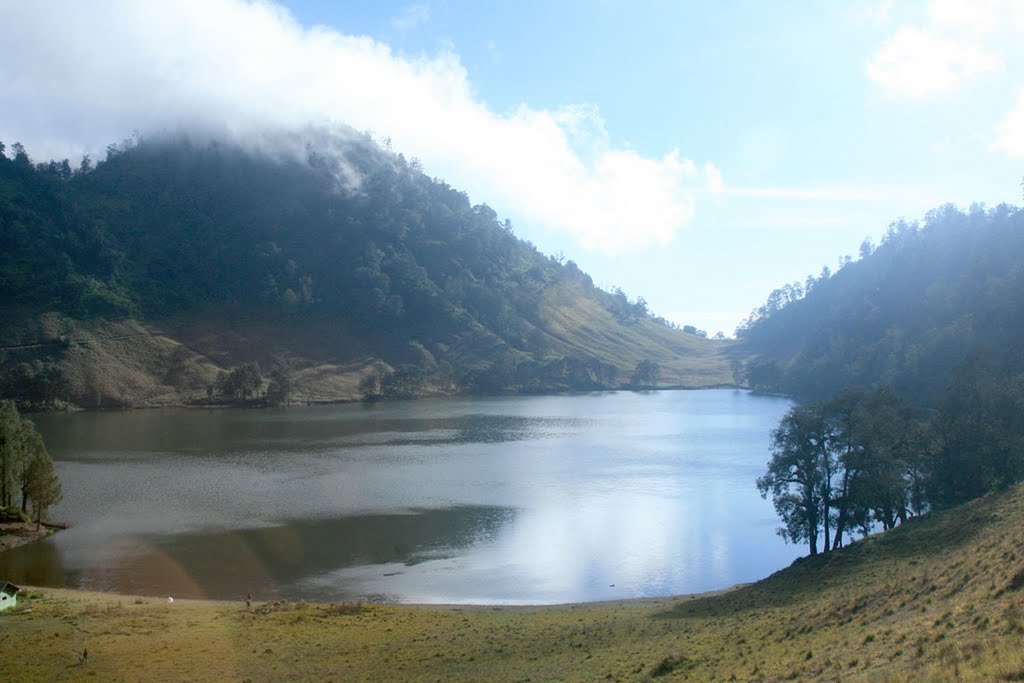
[3,484,1024,682]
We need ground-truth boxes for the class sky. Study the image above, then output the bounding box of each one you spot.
[2,1,1023,336]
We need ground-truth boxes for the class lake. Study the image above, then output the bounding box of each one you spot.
[1,389,799,604]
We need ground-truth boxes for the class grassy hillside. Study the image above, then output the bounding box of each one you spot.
[0,287,735,409]
[538,280,735,388]
[4,483,1024,681]
[0,133,735,408]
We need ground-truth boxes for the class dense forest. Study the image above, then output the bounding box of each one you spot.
[743,201,1024,553]
[0,132,731,409]
[737,202,1024,405]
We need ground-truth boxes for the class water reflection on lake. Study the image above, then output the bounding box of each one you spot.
[2,390,799,604]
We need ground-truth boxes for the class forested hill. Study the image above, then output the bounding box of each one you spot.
[0,132,732,409]
[736,202,1024,404]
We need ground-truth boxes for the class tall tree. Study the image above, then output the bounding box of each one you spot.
[0,400,25,509]
[631,360,659,388]
[758,404,830,556]
[0,400,61,522]
[26,448,62,529]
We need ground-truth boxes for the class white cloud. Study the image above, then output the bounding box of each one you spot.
[866,0,1024,155]
[848,0,894,26]
[864,0,1024,99]
[391,3,430,33]
[866,26,1002,98]
[0,0,713,254]
[703,163,724,193]
[719,184,920,203]
[993,88,1024,157]
[926,0,1022,34]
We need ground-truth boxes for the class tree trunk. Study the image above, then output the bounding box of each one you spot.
[831,513,845,550]
[1,451,7,509]
[832,472,851,552]
[822,486,831,554]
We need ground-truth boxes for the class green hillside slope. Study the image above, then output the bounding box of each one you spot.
[0,133,733,408]
[737,203,1024,404]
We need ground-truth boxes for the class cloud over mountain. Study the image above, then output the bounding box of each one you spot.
[0,0,718,253]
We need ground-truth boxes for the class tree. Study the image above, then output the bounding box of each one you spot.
[929,352,1024,507]
[631,360,659,388]
[0,400,61,525]
[265,357,293,406]
[848,387,926,529]
[382,364,425,399]
[266,369,292,406]
[218,363,263,400]
[0,400,25,509]
[821,387,924,547]
[820,388,869,549]
[758,404,830,555]
[759,387,927,555]
[859,237,874,260]
[26,448,62,529]
[11,141,29,166]
[359,371,382,400]
[17,426,47,514]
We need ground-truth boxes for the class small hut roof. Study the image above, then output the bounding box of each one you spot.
[1,582,21,596]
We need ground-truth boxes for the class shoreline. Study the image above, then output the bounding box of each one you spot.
[405,583,747,612]
[0,520,65,553]
[9,581,747,613]
[21,383,751,414]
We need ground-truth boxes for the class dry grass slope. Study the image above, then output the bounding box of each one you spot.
[538,280,735,388]
[1,283,736,410]
[4,483,1024,681]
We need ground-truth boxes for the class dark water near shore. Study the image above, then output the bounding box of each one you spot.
[2,390,800,604]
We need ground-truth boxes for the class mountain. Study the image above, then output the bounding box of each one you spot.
[736,202,1024,404]
[0,132,734,409]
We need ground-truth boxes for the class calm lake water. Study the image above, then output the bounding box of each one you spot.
[2,390,799,604]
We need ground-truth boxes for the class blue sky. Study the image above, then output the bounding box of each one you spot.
[2,1,1023,334]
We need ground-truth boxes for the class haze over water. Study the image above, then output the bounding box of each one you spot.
[3,390,799,604]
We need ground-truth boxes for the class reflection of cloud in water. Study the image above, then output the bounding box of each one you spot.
[314,473,804,604]
[315,487,763,604]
